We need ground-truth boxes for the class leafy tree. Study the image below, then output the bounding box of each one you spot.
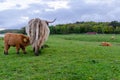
[109,21,120,28]
[20,27,26,34]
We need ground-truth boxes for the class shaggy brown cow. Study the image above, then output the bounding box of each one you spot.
[26,18,56,56]
[4,33,30,55]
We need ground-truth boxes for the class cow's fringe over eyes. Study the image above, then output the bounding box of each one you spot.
[26,18,55,56]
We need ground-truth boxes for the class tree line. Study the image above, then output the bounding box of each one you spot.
[49,21,120,34]
[1,21,120,34]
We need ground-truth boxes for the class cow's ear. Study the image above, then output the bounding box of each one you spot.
[23,38,27,43]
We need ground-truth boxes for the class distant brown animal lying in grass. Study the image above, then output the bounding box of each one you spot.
[4,33,30,55]
[101,42,112,46]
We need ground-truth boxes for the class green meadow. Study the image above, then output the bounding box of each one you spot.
[0,34,120,80]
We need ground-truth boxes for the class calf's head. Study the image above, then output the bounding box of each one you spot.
[23,36,30,46]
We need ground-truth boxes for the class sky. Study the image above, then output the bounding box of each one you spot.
[0,0,120,30]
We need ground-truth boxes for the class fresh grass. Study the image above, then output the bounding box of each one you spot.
[0,34,120,80]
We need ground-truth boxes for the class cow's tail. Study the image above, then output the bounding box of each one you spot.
[37,21,50,49]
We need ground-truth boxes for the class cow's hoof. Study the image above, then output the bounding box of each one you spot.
[35,54,39,56]
[35,52,39,56]
[4,51,8,55]
[41,44,49,49]
[39,50,41,53]
[17,52,19,54]
[24,52,27,54]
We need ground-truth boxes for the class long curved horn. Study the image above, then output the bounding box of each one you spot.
[47,18,56,23]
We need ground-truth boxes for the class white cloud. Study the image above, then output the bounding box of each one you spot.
[0,0,41,11]
[33,10,41,14]
[19,16,29,23]
[85,0,115,5]
[45,0,70,11]
[48,1,69,9]
[0,0,70,12]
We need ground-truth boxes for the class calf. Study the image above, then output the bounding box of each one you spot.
[4,33,30,55]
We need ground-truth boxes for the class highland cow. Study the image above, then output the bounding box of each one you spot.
[26,18,56,56]
[4,33,30,55]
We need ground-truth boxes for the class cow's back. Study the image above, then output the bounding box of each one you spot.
[4,33,23,46]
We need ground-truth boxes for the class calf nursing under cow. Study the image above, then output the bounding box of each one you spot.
[3,18,56,56]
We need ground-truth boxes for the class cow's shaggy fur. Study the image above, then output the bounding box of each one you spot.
[26,18,56,56]
[4,33,30,55]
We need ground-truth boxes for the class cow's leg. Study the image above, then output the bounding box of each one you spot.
[34,45,39,56]
[21,47,27,54]
[16,45,20,54]
[33,47,35,52]
[4,44,10,55]
[32,43,36,52]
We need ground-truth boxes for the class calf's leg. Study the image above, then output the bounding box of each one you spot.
[16,45,20,54]
[21,47,27,54]
[4,44,10,55]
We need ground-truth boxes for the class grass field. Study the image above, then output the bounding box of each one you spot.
[0,34,120,80]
